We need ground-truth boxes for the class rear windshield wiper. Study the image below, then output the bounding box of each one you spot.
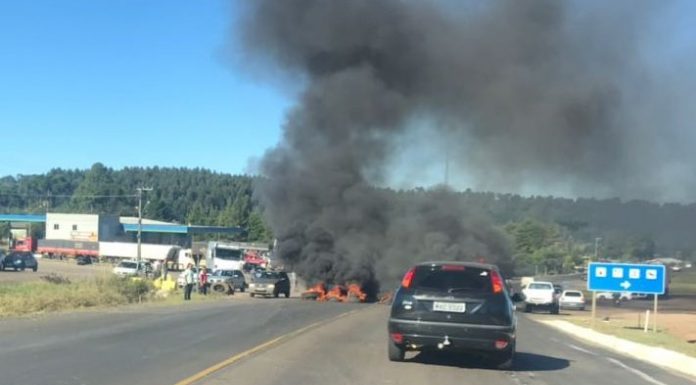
[448,287,481,293]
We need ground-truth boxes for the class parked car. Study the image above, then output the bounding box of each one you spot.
[387,261,520,369]
[248,271,291,298]
[112,260,152,277]
[76,256,93,265]
[208,269,247,292]
[522,281,559,314]
[597,291,632,301]
[559,290,585,310]
[0,252,38,272]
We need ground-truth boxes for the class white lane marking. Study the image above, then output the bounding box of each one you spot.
[606,357,668,385]
[566,343,598,356]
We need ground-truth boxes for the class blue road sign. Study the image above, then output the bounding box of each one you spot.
[587,262,666,295]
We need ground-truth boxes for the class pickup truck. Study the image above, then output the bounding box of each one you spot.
[522,281,559,314]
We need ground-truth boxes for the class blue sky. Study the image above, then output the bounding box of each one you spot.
[0,0,290,177]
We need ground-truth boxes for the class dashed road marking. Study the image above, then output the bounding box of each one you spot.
[606,357,668,385]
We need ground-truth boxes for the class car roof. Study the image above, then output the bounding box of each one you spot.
[415,261,499,270]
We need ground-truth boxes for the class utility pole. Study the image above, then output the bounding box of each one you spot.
[136,187,153,264]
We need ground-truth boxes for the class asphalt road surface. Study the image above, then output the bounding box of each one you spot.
[1,299,694,385]
[0,298,356,385]
[198,306,694,385]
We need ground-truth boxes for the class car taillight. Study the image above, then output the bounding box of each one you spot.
[390,333,404,344]
[491,270,504,294]
[401,267,416,288]
[494,338,509,350]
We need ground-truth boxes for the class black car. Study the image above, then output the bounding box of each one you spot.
[249,271,291,298]
[76,256,93,265]
[388,261,520,368]
[0,252,39,272]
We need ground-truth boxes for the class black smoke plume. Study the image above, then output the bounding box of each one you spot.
[236,0,687,286]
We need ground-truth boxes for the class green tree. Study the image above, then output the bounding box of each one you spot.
[247,211,272,243]
[71,163,124,214]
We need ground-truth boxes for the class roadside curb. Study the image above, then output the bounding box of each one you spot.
[538,319,696,379]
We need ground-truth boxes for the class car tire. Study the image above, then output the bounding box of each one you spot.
[239,285,245,293]
[274,290,279,298]
[524,304,532,313]
[388,340,405,362]
[284,290,290,298]
[33,266,38,272]
[250,293,255,298]
[493,344,516,370]
[212,283,228,294]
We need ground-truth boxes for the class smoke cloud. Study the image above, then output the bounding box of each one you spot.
[235,0,692,287]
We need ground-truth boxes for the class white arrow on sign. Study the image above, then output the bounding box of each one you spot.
[620,281,631,290]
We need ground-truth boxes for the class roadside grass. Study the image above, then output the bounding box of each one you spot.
[566,314,696,358]
[671,269,696,296]
[0,275,237,317]
[0,275,154,317]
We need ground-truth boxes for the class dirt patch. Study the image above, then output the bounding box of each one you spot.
[593,306,696,343]
[0,259,112,284]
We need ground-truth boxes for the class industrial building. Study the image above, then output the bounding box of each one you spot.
[0,213,244,263]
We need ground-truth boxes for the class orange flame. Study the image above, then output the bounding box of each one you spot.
[301,282,368,303]
[301,282,327,301]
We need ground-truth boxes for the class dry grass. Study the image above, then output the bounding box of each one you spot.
[567,314,696,357]
[0,275,154,317]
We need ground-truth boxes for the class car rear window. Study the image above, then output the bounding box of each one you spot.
[564,291,582,297]
[119,262,137,269]
[411,265,493,293]
[528,283,553,290]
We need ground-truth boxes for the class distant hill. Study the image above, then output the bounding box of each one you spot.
[1,163,695,259]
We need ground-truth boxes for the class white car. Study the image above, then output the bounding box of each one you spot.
[112,260,152,277]
[522,281,559,314]
[559,290,585,310]
[597,291,632,301]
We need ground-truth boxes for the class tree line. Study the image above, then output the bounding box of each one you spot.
[2,164,695,269]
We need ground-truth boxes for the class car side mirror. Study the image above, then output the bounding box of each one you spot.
[511,293,524,303]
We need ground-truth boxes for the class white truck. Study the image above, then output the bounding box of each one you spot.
[521,281,559,314]
[99,242,193,270]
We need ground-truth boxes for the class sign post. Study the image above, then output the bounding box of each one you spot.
[653,294,658,333]
[587,262,666,332]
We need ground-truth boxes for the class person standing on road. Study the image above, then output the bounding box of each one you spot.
[199,267,209,296]
[161,259,168,280]
[183,264,195,301]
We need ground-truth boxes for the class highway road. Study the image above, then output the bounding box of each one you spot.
[1,299,694,385]
[0,298,356,385]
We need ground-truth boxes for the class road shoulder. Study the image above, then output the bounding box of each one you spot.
[537,318,696,380]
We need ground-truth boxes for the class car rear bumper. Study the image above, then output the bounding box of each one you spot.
[525,301,556,307]
[560,302,585,309]
[388,318,515,353]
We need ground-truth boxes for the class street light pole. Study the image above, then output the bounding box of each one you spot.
[136,187,153,264]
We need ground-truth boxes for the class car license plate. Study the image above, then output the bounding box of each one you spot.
[433,302,466,313]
